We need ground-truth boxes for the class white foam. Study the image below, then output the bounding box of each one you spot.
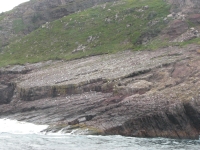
[0,118,48,134]
[45,129,72,136]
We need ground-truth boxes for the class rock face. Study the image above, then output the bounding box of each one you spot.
[0,84,14,104]
[188,14,200,24]
[0,72,17,104]
[164,20,189,39]
[167,0,200,13]
[160,0,200,40]
[0,44,200,139]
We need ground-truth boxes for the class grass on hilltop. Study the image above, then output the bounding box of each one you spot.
[0,0,171,67]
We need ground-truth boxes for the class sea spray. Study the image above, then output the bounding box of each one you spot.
[0,118,48,134]
[0,119,200,150]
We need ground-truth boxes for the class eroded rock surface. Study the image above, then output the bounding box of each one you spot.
[0,44,200,139]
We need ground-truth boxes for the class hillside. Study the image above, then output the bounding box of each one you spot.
[0,0,118,49]
[0,0,171,67]
[0,0,200,67]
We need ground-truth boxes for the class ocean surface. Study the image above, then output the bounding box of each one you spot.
[0,119,200,150]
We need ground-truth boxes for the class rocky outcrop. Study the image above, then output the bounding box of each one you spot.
[188,14,200,24]
[160,0,200,40]
[173,27,200,42]
[167,0,200,13]
[0,84,14,104]
[163,20,188,39]
[14,45,190,101]
[0,72,17,104]
[167,0,193,6]
[0,44,200,139]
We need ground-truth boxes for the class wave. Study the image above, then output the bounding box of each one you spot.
[0,118,48,134]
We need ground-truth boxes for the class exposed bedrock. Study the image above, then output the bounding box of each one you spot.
[15,45,191,101]
[0,84,14,104]
[105,99,200,139]
[0,72,18,104]
[0,44,200,139]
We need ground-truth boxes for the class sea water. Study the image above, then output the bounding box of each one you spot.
[0,119,200,150]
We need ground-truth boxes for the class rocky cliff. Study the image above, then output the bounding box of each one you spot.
[0,44,200,139]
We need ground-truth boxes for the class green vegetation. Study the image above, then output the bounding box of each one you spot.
[0,13,5,22]
[12,18,26,33]
[179,37,200,46]
[0,0,171,67]
[31,13,42,23]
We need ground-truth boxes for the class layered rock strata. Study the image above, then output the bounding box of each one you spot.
[0,44,200,139]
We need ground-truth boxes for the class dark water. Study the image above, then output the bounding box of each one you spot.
[0,119,200,150]
[1,133,200,150]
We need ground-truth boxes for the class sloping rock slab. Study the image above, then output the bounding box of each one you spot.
[0,44,200,139]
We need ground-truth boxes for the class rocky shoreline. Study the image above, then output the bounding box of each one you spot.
[0,44,200,139]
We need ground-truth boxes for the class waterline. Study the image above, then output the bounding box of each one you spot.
[0,119,200,150]
[0,118,48,134]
